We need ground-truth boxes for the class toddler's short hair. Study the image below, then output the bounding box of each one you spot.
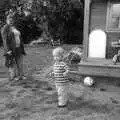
[52,47,64,56]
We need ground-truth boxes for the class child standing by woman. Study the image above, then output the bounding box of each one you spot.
[52,47,70,107]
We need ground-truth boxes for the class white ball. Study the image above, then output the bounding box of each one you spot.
[84,76,94,86]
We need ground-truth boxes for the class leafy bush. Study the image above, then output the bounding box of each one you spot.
[14,13,43,44]
[0,0,84,45]
[31,0,84,44]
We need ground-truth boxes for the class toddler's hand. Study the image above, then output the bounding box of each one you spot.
[49,72,54,77]
[63,72,68,77]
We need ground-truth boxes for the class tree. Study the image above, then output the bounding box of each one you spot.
[31,0,84,44]
[0,0,84,45]
[5,0,42,44]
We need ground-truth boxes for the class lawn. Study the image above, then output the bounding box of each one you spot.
[0,44,120,120]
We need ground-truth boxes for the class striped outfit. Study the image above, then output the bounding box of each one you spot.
[53,61,69,106]
[53,61,69,84]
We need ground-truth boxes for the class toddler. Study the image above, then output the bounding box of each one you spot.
[52,47,70,107]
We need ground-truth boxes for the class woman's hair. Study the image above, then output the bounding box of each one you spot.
[6,14,15,25]
[6,14,14,20]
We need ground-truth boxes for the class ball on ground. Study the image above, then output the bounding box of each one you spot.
[84,76,94,86]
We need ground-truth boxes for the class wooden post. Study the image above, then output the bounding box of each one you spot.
[83,0,91,61]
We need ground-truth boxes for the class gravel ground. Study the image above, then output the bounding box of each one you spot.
[0,44,120,120]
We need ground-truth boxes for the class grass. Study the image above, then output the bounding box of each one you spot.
[0,44,120,120]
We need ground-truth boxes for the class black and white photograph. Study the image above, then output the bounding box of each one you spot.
[0,0,120,120]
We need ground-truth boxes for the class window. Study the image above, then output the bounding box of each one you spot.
[107,1,120,31]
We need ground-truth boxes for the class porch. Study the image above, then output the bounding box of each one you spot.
[76,59,120,78]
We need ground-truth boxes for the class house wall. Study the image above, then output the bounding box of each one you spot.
[89,0,120,58]
[90,0,107,32]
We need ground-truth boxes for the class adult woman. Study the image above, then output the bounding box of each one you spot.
[1,14,26,81]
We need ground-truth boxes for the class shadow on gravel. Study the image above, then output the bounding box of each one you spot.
[9,76,53,90]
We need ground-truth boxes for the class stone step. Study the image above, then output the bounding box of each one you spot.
[77,61,120,78]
